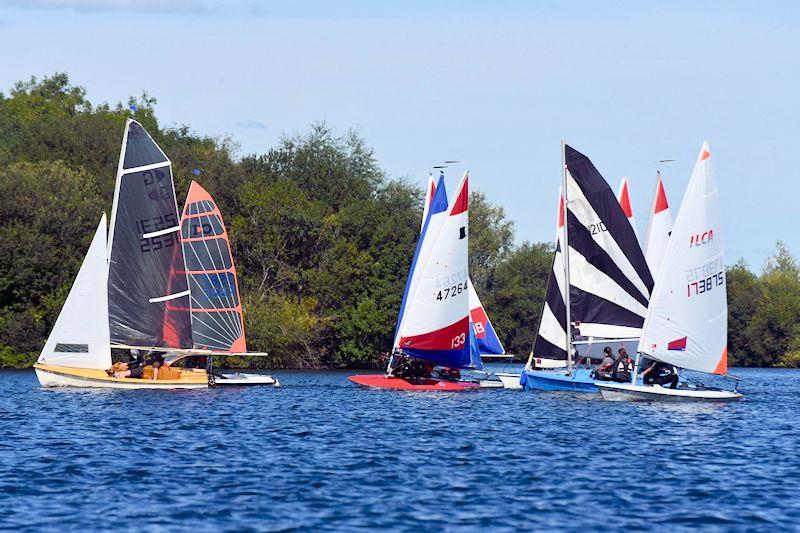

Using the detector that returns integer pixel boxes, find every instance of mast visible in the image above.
[561,140,573,375]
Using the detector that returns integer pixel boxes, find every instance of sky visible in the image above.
[0,0,797,270]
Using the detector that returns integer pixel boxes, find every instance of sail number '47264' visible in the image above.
[435,282,468,301]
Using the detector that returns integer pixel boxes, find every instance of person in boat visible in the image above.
[612,348,634,383]
[641,359,679,389]
[111,349,145,379]
[593,346,615,381]
[438,367,461,381]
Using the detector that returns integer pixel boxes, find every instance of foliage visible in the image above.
[0,74,797,369]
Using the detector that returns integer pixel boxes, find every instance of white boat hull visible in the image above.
[213,372,280,386]
[496,372,523,390]
[35,366,208,389]
[597,382,742,402]
[477,379,504,389]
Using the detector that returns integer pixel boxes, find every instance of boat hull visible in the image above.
[214,372,280,387]
[496,372,523,390]
[349,374,480,391]
[596,382,743,402]
[34,364,208,389]
[522,368,598,393]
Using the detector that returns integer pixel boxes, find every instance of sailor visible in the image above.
[641,359,679,389]
[594,346,615,381]
[612,348,634,383]
[113,349,144,379]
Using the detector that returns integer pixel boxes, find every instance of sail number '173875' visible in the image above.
[686,258,724,297]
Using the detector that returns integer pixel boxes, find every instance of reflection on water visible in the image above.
[0,366,798,530]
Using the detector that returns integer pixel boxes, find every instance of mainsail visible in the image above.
[637,142,727,375]
[37,215,111,370]
[418,173,504,358]
[643,171,674,280]
[564,144,653,339]
[531,145,654,363]
[396,173,472,368]
[617,177,639,240]
[107,119,192,349]
[180,181,246,352]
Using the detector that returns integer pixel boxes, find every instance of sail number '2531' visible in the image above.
[436,282,468,301]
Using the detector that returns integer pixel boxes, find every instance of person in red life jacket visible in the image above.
[641,359,679,389]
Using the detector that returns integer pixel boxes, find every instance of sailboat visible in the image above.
[173,180,279,386]
[597,143,742,401]
[349,172,481,390]
[421,173,509,388]
[35,120,209,388]
[642,171,674,280]
[522,143,654,392]
[617,177,639,240]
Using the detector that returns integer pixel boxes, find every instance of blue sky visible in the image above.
[0,0,797,269]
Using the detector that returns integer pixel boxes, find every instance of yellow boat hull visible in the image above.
[34,364,208,389]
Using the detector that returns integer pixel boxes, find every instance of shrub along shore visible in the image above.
[0,74,797,370]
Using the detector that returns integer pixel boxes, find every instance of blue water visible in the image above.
[1,366,798,531]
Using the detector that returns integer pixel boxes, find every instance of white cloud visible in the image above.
[1,0,208,13]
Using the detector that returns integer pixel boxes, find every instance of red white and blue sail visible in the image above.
[395,173,472,368]
[180,181,246,352]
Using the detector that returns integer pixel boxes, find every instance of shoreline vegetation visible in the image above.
[1,74,798,370]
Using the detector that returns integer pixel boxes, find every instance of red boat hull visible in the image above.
[348,374,479,391]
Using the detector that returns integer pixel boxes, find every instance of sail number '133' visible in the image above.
[436,282,468,301]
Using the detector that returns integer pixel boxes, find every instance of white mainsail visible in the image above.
[643,171,674,280]
[37,215,111,370]
[617,177,639,241]
[637,142,728,375]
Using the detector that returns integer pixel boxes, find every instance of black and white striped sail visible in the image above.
[107,120,193,349]
[564,144,653,339]
[532,145,654,361]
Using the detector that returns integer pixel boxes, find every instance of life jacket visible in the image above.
[613,358,633,381]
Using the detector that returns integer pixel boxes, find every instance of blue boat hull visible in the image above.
[522,368,598,393]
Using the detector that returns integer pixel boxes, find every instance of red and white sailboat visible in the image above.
[643,171,674,281]
[617,177,639,241]
[597,142,742,401]
[350,172,480,390]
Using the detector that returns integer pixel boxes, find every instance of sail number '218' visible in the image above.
[436,282,468,301]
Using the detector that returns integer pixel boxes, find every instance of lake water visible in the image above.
[0,366,798,531]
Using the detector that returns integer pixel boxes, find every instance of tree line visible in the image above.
[0,74,796,369]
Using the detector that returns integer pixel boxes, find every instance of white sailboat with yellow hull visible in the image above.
[597,142,742,401]
[35,119,210,388]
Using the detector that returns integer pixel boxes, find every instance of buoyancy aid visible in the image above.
[613,358,634,382]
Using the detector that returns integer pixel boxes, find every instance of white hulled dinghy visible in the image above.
[35,120,208,388]
[597,143,742,401]
[522,144,654,392]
